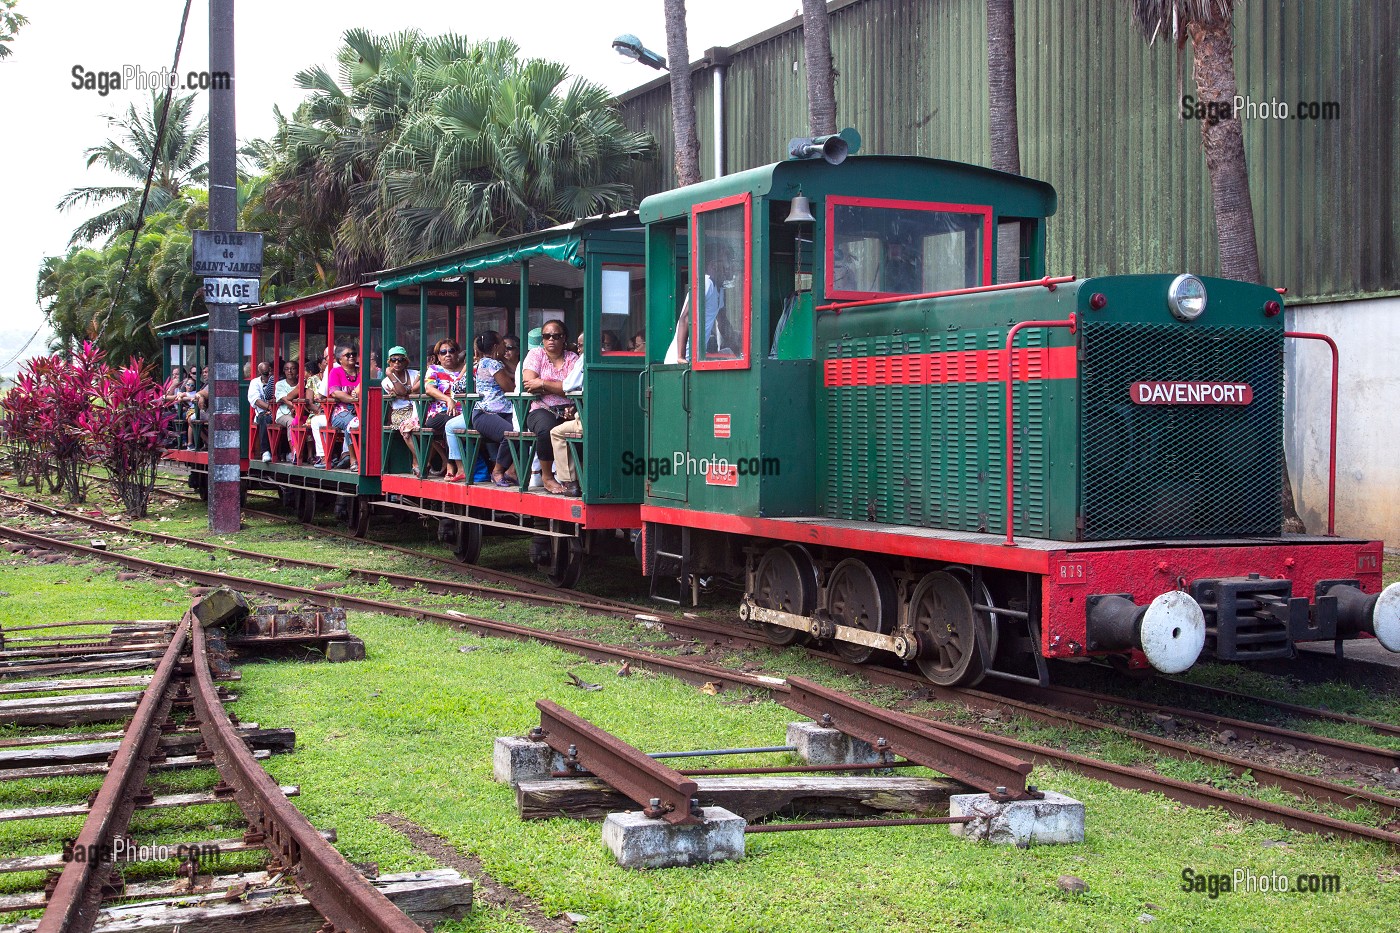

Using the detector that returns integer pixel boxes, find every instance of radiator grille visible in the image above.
[1079,322,1284,540]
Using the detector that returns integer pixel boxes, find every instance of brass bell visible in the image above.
[784,194,815,225]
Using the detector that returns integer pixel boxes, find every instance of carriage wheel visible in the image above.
[909,570,987,686]
[538,536,584,588]
[453,521,483,564]
[824,558,896,664]
[751,546,815,646]
[296,489,317,524]
[349,495,371,538]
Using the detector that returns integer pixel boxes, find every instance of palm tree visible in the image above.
[801,0,837,136]
[987,0,1020,175]
[1128,0,1259,283]
[57,91,208,246]
[255,30,652,278]
[662,0,701,186]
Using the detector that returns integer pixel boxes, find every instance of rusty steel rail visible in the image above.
[535,700,701,825]
[36,617,190,933]
[746,816,974,833]
[0,491,638,619]
[0,524,773,695]
[994,680,1400,772]
[1158,676,1400,740]
[781,677,1037,799]
[884,704,1400,848]
[188,617,422,933]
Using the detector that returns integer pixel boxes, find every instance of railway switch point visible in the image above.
[493,736,567,786]
[602,806,746,869]
[786,722,882,766]
[325,636,366,663]
[949,790,1084,846]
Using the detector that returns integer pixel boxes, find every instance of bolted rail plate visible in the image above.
[535,700,700,825]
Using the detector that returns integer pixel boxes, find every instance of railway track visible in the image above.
[4,515,1400,852]
[0,606,469,930]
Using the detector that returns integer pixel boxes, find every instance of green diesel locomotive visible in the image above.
[632,140,1396,686]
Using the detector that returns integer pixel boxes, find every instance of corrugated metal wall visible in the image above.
[616,0,1398,304]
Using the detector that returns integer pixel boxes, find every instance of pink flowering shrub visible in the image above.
[85,359,173,517]
[1,343,172,514]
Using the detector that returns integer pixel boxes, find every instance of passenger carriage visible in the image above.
[372,215,649,585]
[243,284,384,532]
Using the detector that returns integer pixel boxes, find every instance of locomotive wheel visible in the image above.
[193,474,208,502]
[752,546,815,646]
[453,521,482,564]
[824,558,895,664]
[348,495,371,538]
[296,489,317,524]
[910,570,987,686]
[537,535,584,588]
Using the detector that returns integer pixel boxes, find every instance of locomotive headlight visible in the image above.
[1167,274,1208,321]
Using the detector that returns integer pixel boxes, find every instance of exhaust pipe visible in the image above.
[1087,591,1206,674]
[1324,581,1400,652]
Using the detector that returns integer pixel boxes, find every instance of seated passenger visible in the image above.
[424,339,469,477]
[380,346,423,477]
[274,360,301,463]
[248,361,274,462]
[325,345,361,471]
[549,331,585,497]
[457,331,516,486]
[306,348,331,467]
[186,365,210,450]
[523,323,578,495]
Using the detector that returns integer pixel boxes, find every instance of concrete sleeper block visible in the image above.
[949,790,1085,846]
[602,807,745,869]
[786,722,881,765]
[493,737,566,786]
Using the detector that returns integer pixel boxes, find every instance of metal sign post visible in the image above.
[206,0,241,533]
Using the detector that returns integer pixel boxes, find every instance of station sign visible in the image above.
[203,277,260,305]
[193,230,264,277]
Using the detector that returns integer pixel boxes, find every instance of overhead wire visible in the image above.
[97,0,196,335]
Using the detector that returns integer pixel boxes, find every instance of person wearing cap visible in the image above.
[380,346,423,478]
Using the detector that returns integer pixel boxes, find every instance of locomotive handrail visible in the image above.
[1003,314,1078,547]
[1284,331,1338,536]
[816,275,1075,313]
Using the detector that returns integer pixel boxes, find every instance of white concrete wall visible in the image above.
[1285,296,1400,542]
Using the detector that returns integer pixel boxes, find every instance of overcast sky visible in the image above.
[0,0,801,352]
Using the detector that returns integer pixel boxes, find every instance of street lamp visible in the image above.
[612,34,667,70]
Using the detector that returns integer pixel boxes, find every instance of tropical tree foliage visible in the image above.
[254,30,653,280]
[57,91,209,246]
[0,0,27,60]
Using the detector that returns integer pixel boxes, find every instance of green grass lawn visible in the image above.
[2,556,1397,932]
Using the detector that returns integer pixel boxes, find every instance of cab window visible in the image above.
[691,192,751,370]
[826,196,992,300]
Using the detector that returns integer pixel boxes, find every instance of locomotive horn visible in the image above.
[1324,581,1400,652]
[787,134,848,165]
[1086,591,1206,674]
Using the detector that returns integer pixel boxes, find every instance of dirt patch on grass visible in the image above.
[375,813,576,933]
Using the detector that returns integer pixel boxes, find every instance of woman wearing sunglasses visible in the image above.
[424,339,470,479]
[522,322,579,494]
[380,347,423,477]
